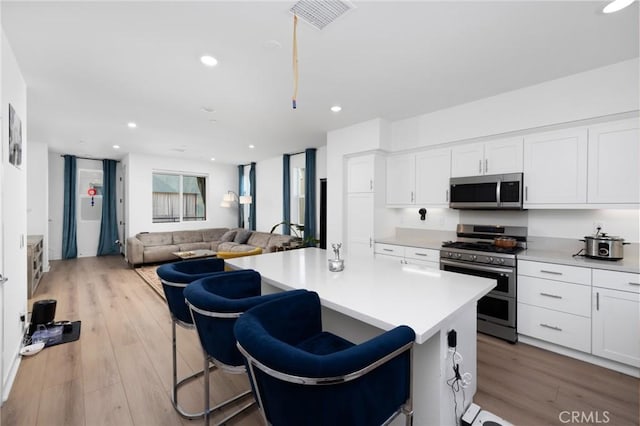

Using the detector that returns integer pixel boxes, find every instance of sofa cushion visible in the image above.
[144,245,180,263]
[220,230,237,242]
[137,232,173,247]
[268,234,298,251]
[234,229,252,244]
[247,232,271,249]
[202,228,229,242]
[173,230,203,244]
[217,241,240,252]
[179,242,211,251]
[223,243,256,252]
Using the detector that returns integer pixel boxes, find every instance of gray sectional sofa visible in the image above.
[126,227,298,267]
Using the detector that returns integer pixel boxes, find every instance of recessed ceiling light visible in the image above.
[201,107,215,113]
[127,122,137,128]
[113,145,120,149]
[200,55,218,67]
[603,0,634,13]
[331,105,342,112]
[210,157,216,161]
[249,144,255,149]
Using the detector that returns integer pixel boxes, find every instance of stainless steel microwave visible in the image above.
[449,173,524,210]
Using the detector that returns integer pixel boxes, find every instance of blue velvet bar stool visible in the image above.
[235,290,416,426]
[184,269,307,426]
[156,257,226,419]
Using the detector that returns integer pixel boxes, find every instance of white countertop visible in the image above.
[226,248,496,344]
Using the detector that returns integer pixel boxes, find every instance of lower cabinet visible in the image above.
[518,260,640,369]
[374,243,439,268]
[592,270,640,367]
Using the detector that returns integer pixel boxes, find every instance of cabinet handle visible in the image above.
[369,238,372,248]
[525,186,528,201]
[540,323,562,331]
[446,189,449,202]
[383,248,393,252]
[478,160,482,174]
[411,191,414,202]
[370,180,373,191]
[629,282,640,286]
[540,270,562,275]
[414,253,428,257]
[485,158,488,173]
[540,292,562,299]
[596,292,599,310]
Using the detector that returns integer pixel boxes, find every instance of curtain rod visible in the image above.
[59,155,120,162]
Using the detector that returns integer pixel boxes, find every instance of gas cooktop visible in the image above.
[441,241,524,255]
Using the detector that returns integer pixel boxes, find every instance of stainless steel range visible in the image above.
[440,224,528,343]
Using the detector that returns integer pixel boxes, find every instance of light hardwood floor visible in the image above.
[2,256,638,426]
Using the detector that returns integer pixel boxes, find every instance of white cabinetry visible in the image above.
[386,154,415,205]
[523,127,588,206]
[587,118,640,205]
[386,148,451,206]
[375,243,439,268]
[592,269,640,367]
[518,260,591,353]
[347,153,386,258]
[347,154,376,193]
[451,137,522,178]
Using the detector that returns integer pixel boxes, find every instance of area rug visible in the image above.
[134,265,166,300]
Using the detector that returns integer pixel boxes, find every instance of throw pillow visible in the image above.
[220,230,237,242]
[234,229,252,244]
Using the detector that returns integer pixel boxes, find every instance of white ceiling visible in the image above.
[3,1,639,165]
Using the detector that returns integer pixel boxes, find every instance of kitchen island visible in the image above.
[226,248,496,425]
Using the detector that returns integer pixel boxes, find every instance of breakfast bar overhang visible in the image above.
[227,248,496,425]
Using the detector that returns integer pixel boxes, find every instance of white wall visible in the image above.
[1,28,28,401]
[125,153,238,238]
[48,152,63,260]
[26,141,49,270]
[391,58,639,150]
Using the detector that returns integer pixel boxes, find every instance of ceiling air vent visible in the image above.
[290,0,355,30]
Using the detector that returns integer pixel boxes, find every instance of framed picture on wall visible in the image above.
[8,103,23,168]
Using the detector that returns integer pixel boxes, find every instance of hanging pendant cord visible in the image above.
[292,14,299,109]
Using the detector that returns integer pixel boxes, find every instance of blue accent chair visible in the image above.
[234,290,416,426]
[156,257,225,419]
[184,269,307,426]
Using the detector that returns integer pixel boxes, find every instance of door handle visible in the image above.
[540,292,562,299]
[540,323,562,331]
[0,274,8,285]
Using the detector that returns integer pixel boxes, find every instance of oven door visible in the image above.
[440,259,515,297]
[476,292,516,327]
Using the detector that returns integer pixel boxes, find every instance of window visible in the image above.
[153,173,206,223]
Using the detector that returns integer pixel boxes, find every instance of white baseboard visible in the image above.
[518,335,640,378]
[2,348,22,403]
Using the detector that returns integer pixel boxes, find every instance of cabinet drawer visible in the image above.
[374,243,403,257]
[518,276,591,317]
[518,303,590,352]
[404,247,440,262]
[592,269,640,294]
[518,260,591,285]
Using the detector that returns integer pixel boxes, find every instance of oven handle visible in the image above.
[440,259,513,275]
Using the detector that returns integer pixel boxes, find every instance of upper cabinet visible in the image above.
[347,154,376,193]
[523,127,588,206]
[451,137,523,177]
[386,148,451,206]
[587,118,639,205]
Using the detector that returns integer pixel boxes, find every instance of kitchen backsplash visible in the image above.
[396,208,640,243]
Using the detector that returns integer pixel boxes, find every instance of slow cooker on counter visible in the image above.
[581,229,628,260]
